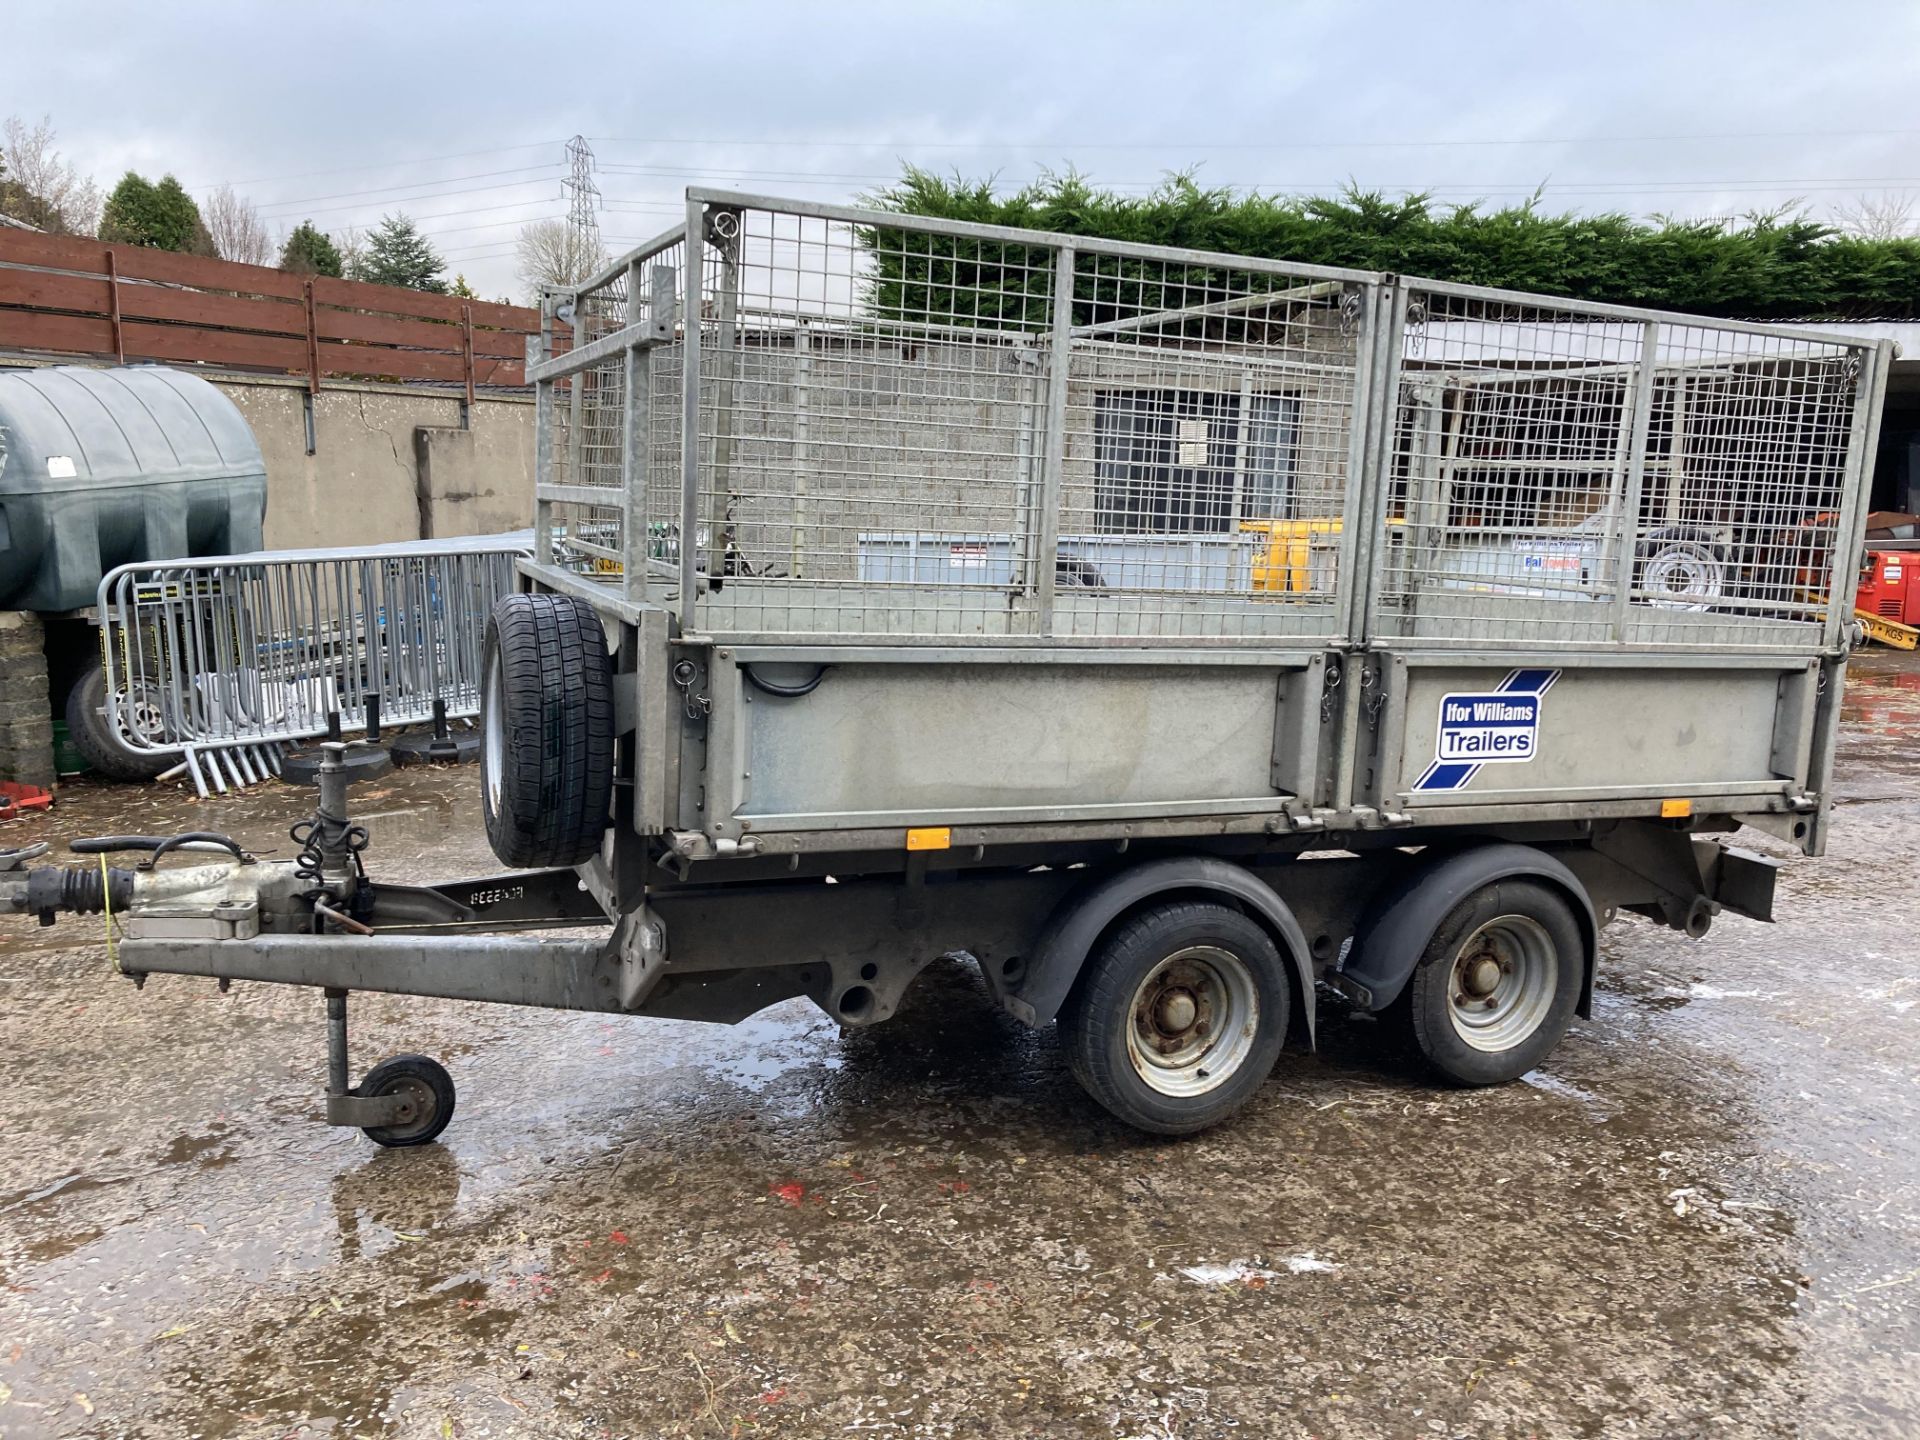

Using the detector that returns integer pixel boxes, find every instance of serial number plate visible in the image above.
[465,885,525,908]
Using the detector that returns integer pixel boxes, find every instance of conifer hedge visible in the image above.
[865,169,1920,320]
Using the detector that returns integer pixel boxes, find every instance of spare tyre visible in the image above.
[481,592,615,868]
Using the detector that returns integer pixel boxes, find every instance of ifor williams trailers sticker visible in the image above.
[1414,668,1560,793]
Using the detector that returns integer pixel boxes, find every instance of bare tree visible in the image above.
[1831,191,1918,241]
[202,185,273,265]
[516,218,606,294]
[1,114,101,234]
[336,223,369,280]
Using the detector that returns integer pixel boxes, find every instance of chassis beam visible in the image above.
[118,934,626,1012]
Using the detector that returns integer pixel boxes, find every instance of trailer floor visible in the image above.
[3,657,1919,1440]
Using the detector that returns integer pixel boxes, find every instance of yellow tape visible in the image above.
[100,853,119,973]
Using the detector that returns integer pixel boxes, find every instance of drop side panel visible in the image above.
[703,655,1323,834]
[1372,655,1813,814]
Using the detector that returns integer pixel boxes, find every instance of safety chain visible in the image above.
[1405,298,1429,355]
[1339,288,1363,337]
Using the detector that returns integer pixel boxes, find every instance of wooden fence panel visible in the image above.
[315,306,527,359]
[0,309,116,356]
[309,274,529,331]
[0,228,546,392]
[120,320,310,373]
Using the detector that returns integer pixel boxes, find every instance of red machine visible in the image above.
[1857,546,1920,626]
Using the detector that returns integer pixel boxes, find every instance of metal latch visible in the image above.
[1361,664,1387,730]
[1320,656,1344,726]
[671,658,711,719]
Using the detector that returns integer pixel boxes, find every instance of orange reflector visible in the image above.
[1661,798,1693,819]
[906,826,952,851]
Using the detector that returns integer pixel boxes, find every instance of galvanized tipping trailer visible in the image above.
[1,190,1893,1143]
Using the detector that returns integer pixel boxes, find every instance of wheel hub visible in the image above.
[371,1076,435,1137]
[1156,987,1198,1034]
[1125,947,1259,1098]
[1446,916,1559,1053]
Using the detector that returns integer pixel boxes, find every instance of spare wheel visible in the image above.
[481,592,615,868]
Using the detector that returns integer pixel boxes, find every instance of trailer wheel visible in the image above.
[1060,900,1289,1135]
[481,593,614,868]
[64,661,174,782]
[1402,880,1582,1086]
[356,1054,456,1148]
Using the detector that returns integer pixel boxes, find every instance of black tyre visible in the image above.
[357,1054,456,1148]
[1060,900,1290,1136]
[64,661,174,782]
[481,592,615,868]
[1403,880,1582,1086]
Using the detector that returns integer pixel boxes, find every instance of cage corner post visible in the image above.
[1821,337,1895,653]
[619,256,648,608]
[701,208,743,599]
[677,196,707,632]
[1033,242,1078,637]
[1608,319,1662,643]
[532,299,556,568]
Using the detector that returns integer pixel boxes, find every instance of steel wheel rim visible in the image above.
[482,652,505,814]
[1446,915,1558,1053]
[1642,541,1722,610]
[373,1076,435,1138]
[1125,945,1259,1098]
[121,681,171,745]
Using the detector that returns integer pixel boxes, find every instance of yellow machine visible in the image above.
[1798,587,1920,650]
[1242,518,1345,594]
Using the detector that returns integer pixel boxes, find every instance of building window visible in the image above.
[1094,388,1299,533]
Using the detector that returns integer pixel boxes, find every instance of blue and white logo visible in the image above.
[1437,692,1539,763]
[1415,668,1559,792]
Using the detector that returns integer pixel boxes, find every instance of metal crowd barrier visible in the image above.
[98,533,531,791]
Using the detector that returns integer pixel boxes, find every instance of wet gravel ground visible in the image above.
[3,657,1920,1440]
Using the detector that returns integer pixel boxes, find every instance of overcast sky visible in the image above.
[7,0,1920,299]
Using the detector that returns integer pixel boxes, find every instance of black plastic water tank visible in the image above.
[0,364,267,612]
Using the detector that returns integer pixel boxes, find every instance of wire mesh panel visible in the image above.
[686,203,1061,638]
[677,196,1379,642]
[1053,253,1368,640]
[1374,284,1873,651]
[539,231,690,595]
[527,191,1881,654]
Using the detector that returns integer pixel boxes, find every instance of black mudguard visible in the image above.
[1002,855,1317,1049]
[1336,843,1600,1018]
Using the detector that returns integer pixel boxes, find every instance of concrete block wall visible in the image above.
[216,377,535,550]
[414,414,536,539]
[0,611,52,786]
